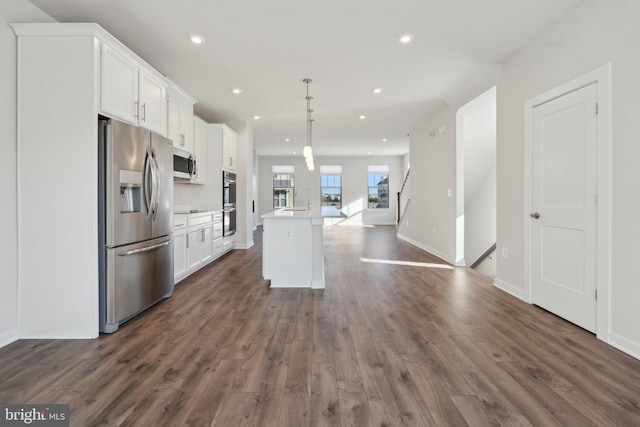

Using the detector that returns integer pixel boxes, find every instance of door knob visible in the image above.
[530,212,540,219]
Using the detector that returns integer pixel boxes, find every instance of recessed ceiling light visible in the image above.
[368,151,372,155]
[253,115,260,120]
[285,138,291,142]
[359,115,366,119]
[399,34,413,44]
[190,35,205,44]
[382,138,388,142]
[372,88,383,94]
[292,151,297,155]
[232,88,242,94]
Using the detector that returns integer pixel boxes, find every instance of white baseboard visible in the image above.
[397,233,455,265]
[493,278,526,301]
[609,331,640,361]
[0,328,19,349]
[235,240,255,250]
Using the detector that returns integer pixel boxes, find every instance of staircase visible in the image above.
[397,169,410,225]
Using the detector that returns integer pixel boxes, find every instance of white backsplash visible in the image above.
[173,183,192,212]
[173,181,221,212]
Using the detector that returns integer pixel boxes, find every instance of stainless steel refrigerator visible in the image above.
[98,117,174,333]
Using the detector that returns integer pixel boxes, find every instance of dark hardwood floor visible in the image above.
[1,225,639,426]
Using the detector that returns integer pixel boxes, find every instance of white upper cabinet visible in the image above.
[138,70,167,135]
[101,45,138,124]
[222,126,237,171]
[167,84,196,154]
[209,124,238,172]
[193,116,208,184]
[100,44,167,135]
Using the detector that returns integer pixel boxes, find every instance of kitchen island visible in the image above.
[262,207,340,288]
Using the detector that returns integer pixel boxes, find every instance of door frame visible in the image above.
[523,64,611,341]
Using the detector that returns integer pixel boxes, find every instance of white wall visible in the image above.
[397,104,459,264]
[0,0,54,347]
[234,123,255,249]
[464,165,497,266]
[257,155,403,226]
[496,0,640,357]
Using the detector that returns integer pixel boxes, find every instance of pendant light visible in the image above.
[303,78,314,171]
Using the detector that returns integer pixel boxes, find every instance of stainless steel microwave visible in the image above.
[173,147,196,180]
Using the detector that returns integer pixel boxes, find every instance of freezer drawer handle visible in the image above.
[118,241,170,256]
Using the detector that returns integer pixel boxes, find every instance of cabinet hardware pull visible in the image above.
[142,103,147,122]
[134,101,139,119]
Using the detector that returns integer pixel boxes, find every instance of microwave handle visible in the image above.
[190,156,196,178]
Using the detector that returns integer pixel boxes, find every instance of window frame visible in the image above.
[367,165,390,210]
[272,165,295,209]
[320,165,343,209]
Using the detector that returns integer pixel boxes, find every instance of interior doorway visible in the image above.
[456,87,497,275]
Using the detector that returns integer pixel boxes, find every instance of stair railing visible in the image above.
[397,169,410,224]
[469,243,497,269]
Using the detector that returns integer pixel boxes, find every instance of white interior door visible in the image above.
[531,83,597,333]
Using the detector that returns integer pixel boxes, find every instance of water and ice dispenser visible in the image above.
[119,170,143,213]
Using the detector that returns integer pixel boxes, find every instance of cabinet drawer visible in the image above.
[213,222,223,239]
[213,237,223,253]
[173,215,188,231]
[212,212,223,223]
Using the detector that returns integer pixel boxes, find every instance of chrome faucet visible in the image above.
[294,186,310,210]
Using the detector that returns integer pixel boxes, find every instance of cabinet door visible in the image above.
[193,119,207,184]
[187,228,202,272]
[167,96,181,148]
[180,105,194,154]
[101,44,138,125]
[139,70,167,136]
[174,230,188,284]
[222,127,237,170]
[201,224,214,264]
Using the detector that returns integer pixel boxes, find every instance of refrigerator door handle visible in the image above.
[150,147,160,220]
[143,147,153,220]
[118,240,170,256]
[154,151,160,220]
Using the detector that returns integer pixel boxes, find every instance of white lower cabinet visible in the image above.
[173,222,189,284]
[174,211,231,285]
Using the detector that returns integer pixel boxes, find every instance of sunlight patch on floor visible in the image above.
[360,258,453,269]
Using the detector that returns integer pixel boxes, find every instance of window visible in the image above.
[367,165,389,209]
[320,165,342,208]
[272,165,295,208]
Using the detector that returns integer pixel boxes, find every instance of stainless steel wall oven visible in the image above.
[223,171,237,236]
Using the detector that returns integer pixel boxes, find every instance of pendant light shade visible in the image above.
[303,78,314,170]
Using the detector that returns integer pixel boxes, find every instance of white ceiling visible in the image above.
[26,0,584,156]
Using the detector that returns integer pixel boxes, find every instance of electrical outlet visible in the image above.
[447,189,453,197]
[285,229,293,239]
[406,219,410,227]
[501,247,508,258]
[432,227,436,235]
